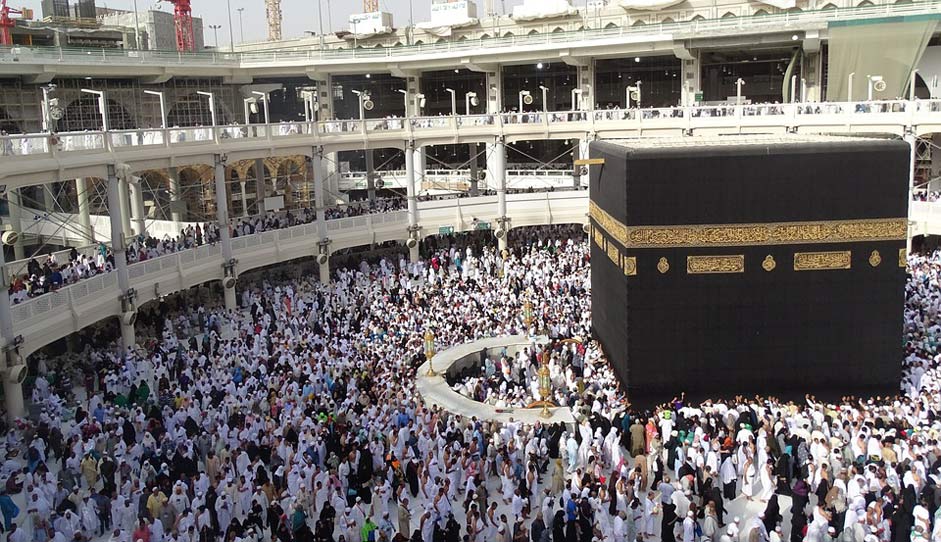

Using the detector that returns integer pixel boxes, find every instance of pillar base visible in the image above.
[319,261,330,284]
[409,245,420,264]
[3,379,24,421]
[120,322,136,351]
[224,285,237,310]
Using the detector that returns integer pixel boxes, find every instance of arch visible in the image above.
[630,20,645,26]
[894,0,913,4]
[393,41,403,47]
[786,7,803,12]
[167,93,230,127]
[457,35,468,41]
[275,158,306,208]
[373,43,383,48]
[661,17,675,23]
[503,31,515,37]
[527,29,539,35]
[137,170,173,221]
[690,14,706,20]
[821,3,838,9]
[176,165,214,218]
[59,96,136,132]
[479,33,490,39]
[856,0,874,6]
[414,40,424,45]
[436,38,447,43]
[753,9,770,15]
[552,26,565,33]
[609,21,623,28]
[721,11,737,18]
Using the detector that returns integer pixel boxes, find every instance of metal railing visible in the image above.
[1,0,938,65]
[2,99,940,160]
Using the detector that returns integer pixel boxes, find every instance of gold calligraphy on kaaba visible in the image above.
[793,251,852,271]
[607,243,621,266]
[589,201,906,249]
[623,257,637,276]
[686,255,745,274]
[899,248,907,268]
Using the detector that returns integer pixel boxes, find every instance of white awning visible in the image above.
[511,0,578,21]
[416,18,479,38]
[617,0,685,11]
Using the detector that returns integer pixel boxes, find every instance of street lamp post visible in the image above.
[209,24,222,48]
[237,8,245,44]
[867,75,885,101]
[79,88,108,132]
[424,329,437,376]
[227,0,235,51]
[143,90,167,128]
[465,92,478,115]
[910,69,919,101]
[351,90,369,121]
[132,0,142,49]
[518,90,531,114]
[445,88,457,116]
[196,91,217,126]
[251,91,270,124]
[396,89,409,117]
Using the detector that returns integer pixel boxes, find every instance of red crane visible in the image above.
[0,0,23,46]
[164,0,195,52]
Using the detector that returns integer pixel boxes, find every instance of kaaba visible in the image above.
[589,136,909,403]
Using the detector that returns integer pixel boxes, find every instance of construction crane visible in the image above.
[160,0,195,52]
[0,0,24,46]
[265,0,282,41]
[364,0,378,13]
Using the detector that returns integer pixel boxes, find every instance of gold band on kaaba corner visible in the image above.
[589,201,906,249]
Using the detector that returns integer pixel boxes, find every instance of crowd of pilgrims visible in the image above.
[7,198,407,304]
[0,227,940,542]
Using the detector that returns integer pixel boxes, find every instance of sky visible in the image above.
[16,0,533,46]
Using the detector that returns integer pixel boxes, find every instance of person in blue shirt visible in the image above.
[0,491,19,531]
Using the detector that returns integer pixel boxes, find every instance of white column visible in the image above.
[324,152,340,200]
[118,178,132,239]
[906,133,917,253]
[365,150,377,203]
[0,236,25,420]
[214,155,237,310]
[681,56,701,107]
[405,141,420,263]
[413,146,426,195]
[492,137,508,251]
[240,181,249,217]
[168,167,183,227]
[578,62,596,110]
[107,166,135,351]
[578,138,591,188]
[76,178,95,244]
[312,147,331,283]
[128,178,147,236]
[7,189,25,261]
[254,158,267,214]
[486,69,502,114]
